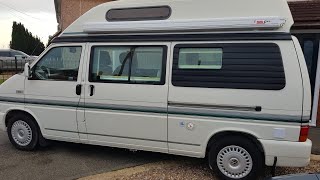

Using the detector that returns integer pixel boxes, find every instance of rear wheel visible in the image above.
[7,114,39,151]
[208,136,263,180]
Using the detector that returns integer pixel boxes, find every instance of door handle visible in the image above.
[89,85,95,96]
[76,84,82,95]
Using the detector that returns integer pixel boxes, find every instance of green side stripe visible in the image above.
[0,98,305,124]
[83,104,167,114]
[168,110,302,123]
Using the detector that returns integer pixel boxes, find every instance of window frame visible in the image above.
[88,45,168,85]
[30,45,83,82]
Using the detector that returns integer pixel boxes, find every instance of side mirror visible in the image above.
[24,63,31,78]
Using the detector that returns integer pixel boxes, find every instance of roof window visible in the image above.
[106,6,171,21]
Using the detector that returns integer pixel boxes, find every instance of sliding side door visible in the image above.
[83,42,170,153]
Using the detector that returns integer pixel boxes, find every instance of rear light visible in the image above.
[299,125,309,142]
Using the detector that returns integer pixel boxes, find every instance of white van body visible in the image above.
[0,0,312,179]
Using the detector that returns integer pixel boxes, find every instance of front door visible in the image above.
[24,44,85,140]
[83,43,170,152]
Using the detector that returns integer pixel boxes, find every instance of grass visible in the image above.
[0,73,12,84]
[0,79,6,84]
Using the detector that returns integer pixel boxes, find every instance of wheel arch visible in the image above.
[4,108,44,133]
[205,129,265,161]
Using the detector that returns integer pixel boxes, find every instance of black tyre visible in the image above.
[208,136,263,180]
[7,114,39,151]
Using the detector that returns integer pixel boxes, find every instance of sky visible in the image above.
[0,0,57,49]
[0,0,302,49]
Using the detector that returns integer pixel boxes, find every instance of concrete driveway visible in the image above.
[0,131,165,180]
[1,127,318,180]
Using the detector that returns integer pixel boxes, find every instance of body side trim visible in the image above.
[0,97,306,123]
[168,101,261,112]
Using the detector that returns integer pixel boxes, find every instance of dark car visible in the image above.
[268,174,320,180]
[0,49,30,59]
[0,49,35,72]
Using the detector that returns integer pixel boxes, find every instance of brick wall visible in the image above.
[60,0,113,31]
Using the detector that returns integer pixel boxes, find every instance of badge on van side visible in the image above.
[16,90,24,94]
[179,121,195,130]
[187,122,195,130]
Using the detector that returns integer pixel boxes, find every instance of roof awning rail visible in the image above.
[83,16,287,34]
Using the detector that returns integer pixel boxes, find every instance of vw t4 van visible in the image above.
[0,0,312,179]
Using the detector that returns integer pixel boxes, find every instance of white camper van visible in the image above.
[0,0,312,179]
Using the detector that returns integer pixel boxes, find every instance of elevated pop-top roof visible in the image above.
[60,0,294,37]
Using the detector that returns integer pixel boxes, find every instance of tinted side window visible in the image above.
[0,51,10,57]
[11,51,28,57]
[90,46,166,85]
[106,6,171,21]
[303,40,314,76]
[32,46,82,81]
[172,43,285,90]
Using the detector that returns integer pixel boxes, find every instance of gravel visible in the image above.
[90,157,320,180]
[274,160,320,176]
[81,155,320,180]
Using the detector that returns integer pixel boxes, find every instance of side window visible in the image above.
[91,47,131,81]
[172,43,285,90]
[90,46,166,85]
[178,48,222,69]
[0,51,10,57]
[32,46,82,81]
[130,47,164,83]
[11,51,27,57]
[303,40,314,76]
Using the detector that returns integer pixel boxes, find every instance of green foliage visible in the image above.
[9,21,45,56]
[47,35,54,47]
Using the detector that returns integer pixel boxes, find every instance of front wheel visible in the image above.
[208,136,264,180]
[7,114,39,151]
